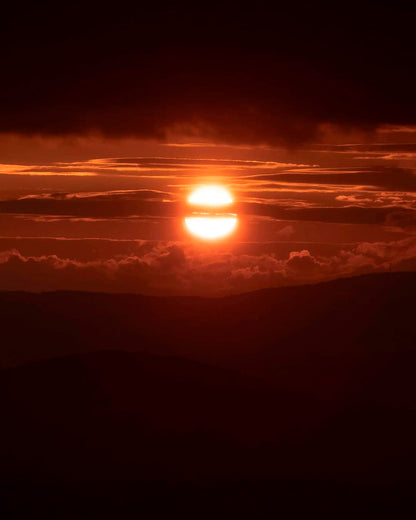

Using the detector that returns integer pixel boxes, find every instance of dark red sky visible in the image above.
[1,2,415,294]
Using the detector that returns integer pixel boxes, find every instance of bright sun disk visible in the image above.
[185,216,238,240]
[185,185,237,240]
[188,185,233,206]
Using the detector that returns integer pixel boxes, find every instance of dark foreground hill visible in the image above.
[1,272,416,518]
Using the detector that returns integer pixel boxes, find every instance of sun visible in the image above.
[185,185,238,240]
[185,216,238,239]
[188,185,233,206]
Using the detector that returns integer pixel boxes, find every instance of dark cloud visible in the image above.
[0,191,180,219]
[18,190,171,201]
[248,168,416,192]
[241,203,416,227]
[286,250,322,275]
[0,2,415,145]
[384,210,416,230]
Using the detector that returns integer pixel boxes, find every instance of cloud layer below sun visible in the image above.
[1,237,416,296]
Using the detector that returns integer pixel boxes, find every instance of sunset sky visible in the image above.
[1,2,415,295]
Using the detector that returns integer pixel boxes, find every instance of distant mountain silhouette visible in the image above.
[1,272,415,518]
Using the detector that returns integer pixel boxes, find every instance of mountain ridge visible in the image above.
[1,271,415,518]
[1,269,415,300]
